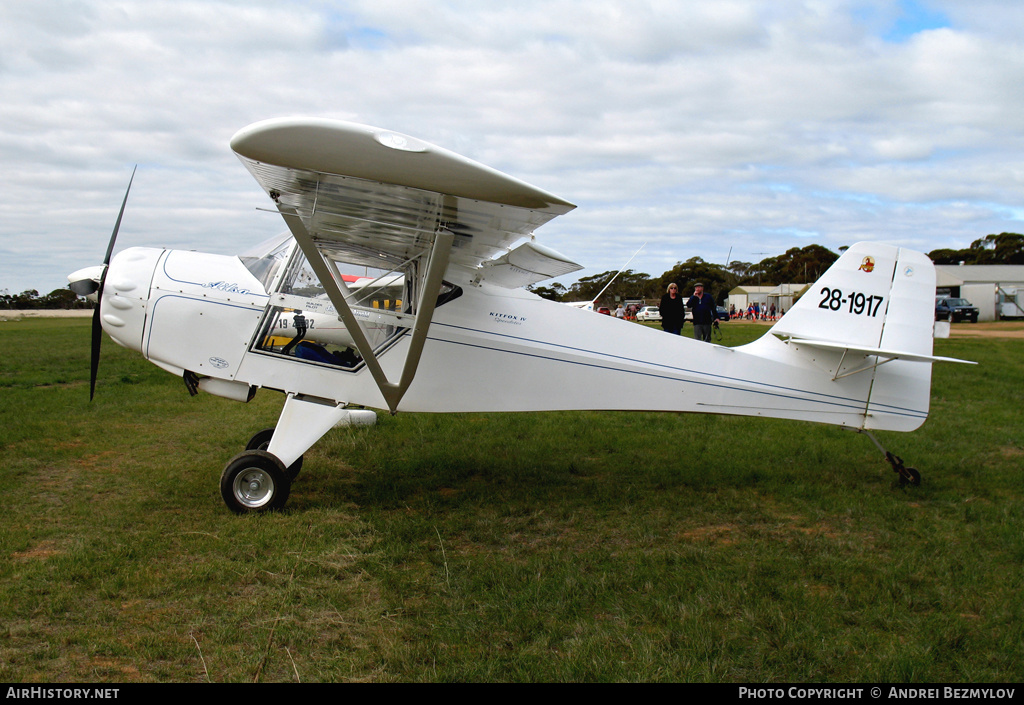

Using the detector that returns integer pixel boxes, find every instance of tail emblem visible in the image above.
[858,256,875,273]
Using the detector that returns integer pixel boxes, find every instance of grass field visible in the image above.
[1,318,1021,682]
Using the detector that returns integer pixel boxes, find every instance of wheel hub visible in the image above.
[233,469,275,508]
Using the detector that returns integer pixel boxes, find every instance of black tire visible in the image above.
[245,428,275,452]
[220,450,291,514]
[245,428,303,480]
[899,467,922,487]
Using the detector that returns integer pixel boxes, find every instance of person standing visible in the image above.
[659,283,685,335]
[687,283,718,342]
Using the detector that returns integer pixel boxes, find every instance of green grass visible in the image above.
[1,318,1022,682]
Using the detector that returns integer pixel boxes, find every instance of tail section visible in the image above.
[771,243,934,355]
[761,243,969,432]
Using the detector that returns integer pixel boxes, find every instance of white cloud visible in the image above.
[1,0,1023,297]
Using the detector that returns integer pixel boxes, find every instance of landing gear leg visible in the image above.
[857,429,921,486]
[246,428,303,480]
[219,395,377,514]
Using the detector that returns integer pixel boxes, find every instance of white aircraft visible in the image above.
[69,117,972,513]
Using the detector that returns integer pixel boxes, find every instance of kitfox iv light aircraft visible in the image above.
[69,118,972,514]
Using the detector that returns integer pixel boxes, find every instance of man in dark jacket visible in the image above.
[687,283,718,342]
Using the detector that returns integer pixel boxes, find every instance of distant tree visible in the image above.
[563,271,614,302]
[564,269,657,304]
[13,289,41,309]
[527,282,567,301]
[41,288,81,309]
[927,248,972,265]
[727,260,754,279]
[972,233,1024,264]
[657,257,732,305]
[0,286,95,309]
[604,269,658,302]
[929,233,1024,265]
[744,245,838,286]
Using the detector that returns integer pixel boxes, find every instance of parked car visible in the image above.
[636,305,661,322]
[682,306,728,322]
[596,306,611,315]
[935,297,979,323]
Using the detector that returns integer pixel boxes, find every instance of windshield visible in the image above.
[946,298,971,306]
[239,232,294,292]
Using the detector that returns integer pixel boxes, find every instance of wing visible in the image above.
[472,239,584,288]
[230,117,577,276]
[230,118,579,412]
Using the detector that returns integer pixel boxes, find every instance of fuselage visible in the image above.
[100,244,930,434]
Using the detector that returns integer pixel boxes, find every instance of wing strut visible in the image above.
[277,204,453,413]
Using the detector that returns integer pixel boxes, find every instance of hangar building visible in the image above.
[935,264,1024,321]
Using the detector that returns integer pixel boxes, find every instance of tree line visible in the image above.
[5,234,1022,309]
[529,243,841,306]
[926,233,1024,266]
[530,234,1024,306]
[0,288,94,310]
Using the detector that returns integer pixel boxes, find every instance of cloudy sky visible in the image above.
[3,0,1024,297]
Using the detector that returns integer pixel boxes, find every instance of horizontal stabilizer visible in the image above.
[778,336,975,365]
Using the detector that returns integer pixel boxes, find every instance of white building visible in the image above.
[728,284,808,318]
[766,283,809,316]
[935,264,1024,321]
[727,285,774,314]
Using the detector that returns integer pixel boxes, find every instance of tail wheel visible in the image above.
[245,428,303,480]
[220,450,291,514]
[884,450,922,488]
[899,467,922,487]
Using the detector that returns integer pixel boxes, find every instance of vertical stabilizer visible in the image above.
[772,243,913,349]
[765,243,939,432]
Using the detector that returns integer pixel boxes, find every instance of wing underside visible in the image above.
[239,159,570,273]
[231,117,579,412]
[232,117,577,278]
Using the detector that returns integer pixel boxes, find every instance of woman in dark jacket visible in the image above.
[659,283,686,335]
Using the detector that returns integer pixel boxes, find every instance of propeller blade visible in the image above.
[90,307,102,401]
[90,166,137,401]
[103,165,136,267]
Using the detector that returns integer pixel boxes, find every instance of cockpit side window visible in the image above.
[250,239,460,371]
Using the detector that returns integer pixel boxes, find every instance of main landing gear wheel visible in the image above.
[220,450,291,514]
[245,428,303,480]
